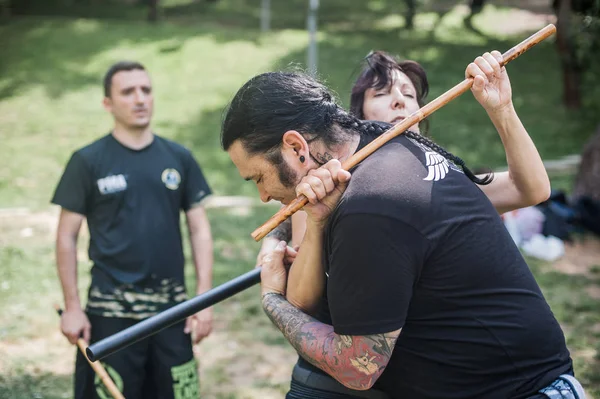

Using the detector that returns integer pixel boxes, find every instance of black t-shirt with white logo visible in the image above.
[298,132,572,398]
[51,134,211,319]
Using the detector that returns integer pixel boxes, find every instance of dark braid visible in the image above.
[332,113,494,185]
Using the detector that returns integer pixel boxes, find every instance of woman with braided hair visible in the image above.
[221,55,581,398]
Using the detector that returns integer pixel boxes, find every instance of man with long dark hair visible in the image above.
[221,59,585,397]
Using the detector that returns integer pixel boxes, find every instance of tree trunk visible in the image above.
[404,0,416,30]
[147,0,158,22]
[1,0,11,19]
[555,0,583,109]
[469,0,486,15]
[573,124,600,201]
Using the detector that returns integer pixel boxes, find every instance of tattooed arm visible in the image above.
[262,293,401,390]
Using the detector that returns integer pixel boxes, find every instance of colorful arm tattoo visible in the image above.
[262,293,401,390]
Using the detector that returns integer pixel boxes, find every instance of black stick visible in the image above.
[86,268,261,362]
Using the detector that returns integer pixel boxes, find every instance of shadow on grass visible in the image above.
[2,6,591,208]
[8,0,557,39]
[0,16,266,102]
[160,0,556,33]
[12,0,412,31]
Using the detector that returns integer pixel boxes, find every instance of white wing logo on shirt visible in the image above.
[423,151,450,182]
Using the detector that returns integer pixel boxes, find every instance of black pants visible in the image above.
[75,313,199,399]
[286,362,391,399]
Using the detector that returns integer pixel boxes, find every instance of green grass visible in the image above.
[1,1,599,398]
[526,255,600,393]
[0,205,294,399]
[1,2,597,209]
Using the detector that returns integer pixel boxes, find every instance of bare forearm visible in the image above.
[262,293,396,390]
[286,222,326,313]
[190,229,213,293]
[481,105,550,212]
[291,211,308,248]
[56,235,81,310]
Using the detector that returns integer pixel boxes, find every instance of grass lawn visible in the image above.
[0,0,599,398]
[1,1,597,210]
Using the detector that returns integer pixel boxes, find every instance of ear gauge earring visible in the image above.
[299,155,305,163]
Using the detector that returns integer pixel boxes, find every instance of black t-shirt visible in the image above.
[298,132,572,398]
[51,133,211,319]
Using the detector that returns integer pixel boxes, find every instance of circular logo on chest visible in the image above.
[161,168,181,190]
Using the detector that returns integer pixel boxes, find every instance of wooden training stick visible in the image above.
[54,304,126,399]
[251,23,557,242]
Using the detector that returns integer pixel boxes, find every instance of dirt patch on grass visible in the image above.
[484,6,556,36]
[0,331,74,376]
[0,207,60,244]
[194,319,296,397]
[2,206,598,398]
[552,236,600,277]
[0,313,297,398]
[418,0,556,36]
[587,285,600,300]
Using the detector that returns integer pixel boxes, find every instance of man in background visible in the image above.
[51,61,214,399]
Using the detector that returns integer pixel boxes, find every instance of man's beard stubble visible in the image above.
[268,150,299,189]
